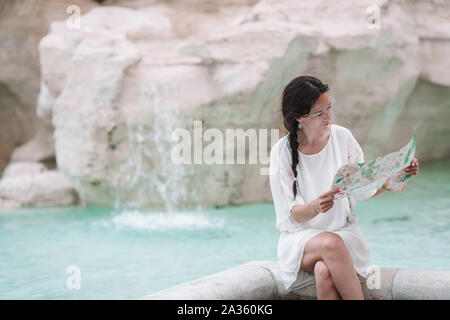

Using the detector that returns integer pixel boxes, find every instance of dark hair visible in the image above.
[281,75,329,198]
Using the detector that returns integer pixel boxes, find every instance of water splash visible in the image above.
[109,210,225,232]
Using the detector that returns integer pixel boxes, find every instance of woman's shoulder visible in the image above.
[270,134,290,153]
[332,124,353,141]
[270,134,292,164]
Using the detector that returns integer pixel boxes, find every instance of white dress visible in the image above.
[269,124,377,291]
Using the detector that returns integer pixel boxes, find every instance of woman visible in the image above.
[269,75,419,300]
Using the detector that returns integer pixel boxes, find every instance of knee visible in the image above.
[320,233,346,258]
[314,260,331,282]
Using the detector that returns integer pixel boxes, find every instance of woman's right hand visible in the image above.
[311,188,341,214]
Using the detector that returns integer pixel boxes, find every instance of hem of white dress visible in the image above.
[280,229,326,291]
[279,223,372,292]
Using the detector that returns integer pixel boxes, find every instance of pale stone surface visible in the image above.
[3,161,48,178]
[140,261,277,300]
[10,122,56,166]
[361,267,398,300]
[0,0,99,170]
[0,170,79,208]
[420,40,450,86]
[140,260,450,300]
[392,269,450,300]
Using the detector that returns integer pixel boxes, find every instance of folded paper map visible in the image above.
[332,133,416,200]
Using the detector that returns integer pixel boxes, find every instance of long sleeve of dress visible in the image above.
[347,131,377,201]
[269,140,307,232]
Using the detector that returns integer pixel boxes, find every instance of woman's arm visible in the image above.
[291,189,341,222]
[290,202,318,223]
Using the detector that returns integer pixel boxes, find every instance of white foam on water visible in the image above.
[110,210,225,232]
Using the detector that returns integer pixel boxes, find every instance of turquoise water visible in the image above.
[0,161,449,299]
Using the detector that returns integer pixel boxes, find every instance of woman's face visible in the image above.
[296,93,332,134]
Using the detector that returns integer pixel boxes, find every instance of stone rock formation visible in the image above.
[0,162,79,208]
[1,0,449,209]
[0,0,99,171]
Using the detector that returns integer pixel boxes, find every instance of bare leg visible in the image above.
[301,232,364,300]
[314,260,341,300]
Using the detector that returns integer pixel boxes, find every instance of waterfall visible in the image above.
[112,82,198,213]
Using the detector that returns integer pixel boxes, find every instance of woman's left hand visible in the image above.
[404,158,419,176]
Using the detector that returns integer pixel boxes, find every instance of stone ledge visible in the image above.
[140,261,450,300]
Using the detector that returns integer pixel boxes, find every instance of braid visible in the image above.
[281,75,329,200]
[288,127,300,199]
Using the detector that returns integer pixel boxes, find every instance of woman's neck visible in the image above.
[298,127,330,148]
